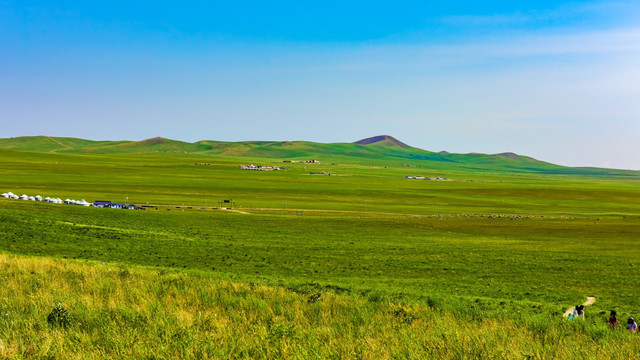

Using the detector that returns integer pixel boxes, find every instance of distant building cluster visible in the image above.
[405,176,450,181]
[282,160,320,164]
[239,164,284,171]
[2,191,139,209]
[93,200,139,209]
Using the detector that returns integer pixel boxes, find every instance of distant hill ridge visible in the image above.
[354,135,409,148]
[0,135,636,176]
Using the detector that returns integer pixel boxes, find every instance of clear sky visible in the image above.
[1,1,639,169]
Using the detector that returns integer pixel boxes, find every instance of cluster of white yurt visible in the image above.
[1,192,19,199]
[2,191,82,205]
[64,199,91,206]
[2,192,133,209]
[3,192,47,201]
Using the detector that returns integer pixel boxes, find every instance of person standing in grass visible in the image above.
[627,317,637,332]
[568,305,580,320]
[609,311,618,329]
[569,305,585,320]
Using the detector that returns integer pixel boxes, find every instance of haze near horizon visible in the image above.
[1,1,639,169]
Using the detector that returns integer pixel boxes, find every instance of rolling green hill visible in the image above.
[0,135,636,177]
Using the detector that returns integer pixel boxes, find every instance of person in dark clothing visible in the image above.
[609,311,618,329]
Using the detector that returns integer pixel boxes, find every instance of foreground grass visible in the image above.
[2,199,640,320]
[1,253,639,359]
[3,200,640,316]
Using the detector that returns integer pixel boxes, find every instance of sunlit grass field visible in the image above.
[2,253,640,359]
[1,147,639,358]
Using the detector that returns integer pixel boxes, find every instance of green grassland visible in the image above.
[2,253,640,359]
[1,137,639,358]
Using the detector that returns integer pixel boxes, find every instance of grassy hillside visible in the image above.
[3,135,635,176]
[2,253,639,359]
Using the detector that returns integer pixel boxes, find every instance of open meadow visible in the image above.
[1,144,640,358]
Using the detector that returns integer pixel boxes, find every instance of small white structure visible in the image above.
[1,193,7,198]
[20,194,29,200]
[240,164,281,171]
[35,195,42,201]
[28,196,36,201]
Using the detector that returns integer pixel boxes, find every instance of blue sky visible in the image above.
[1,1,639,169]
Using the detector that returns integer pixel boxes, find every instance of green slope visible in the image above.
[0,135,635,177]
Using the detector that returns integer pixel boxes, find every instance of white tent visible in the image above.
[20,194,29,200]
[35,195,42,201]
[28,196,35,201]
[1,193,7,198]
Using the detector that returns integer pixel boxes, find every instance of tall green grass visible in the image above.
[1,200,639,321]
[1,253,639,359]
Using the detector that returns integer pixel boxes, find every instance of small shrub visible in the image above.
[308,292,321,303]
[368,291,383,302]
[118,267,131,278]
[47,303,71,329]
[426,296,440,309]
[393,306,417,324]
